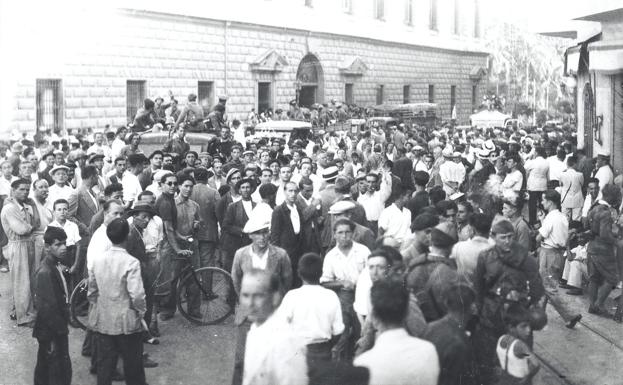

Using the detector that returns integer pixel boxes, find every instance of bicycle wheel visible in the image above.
[177,267,236,325]
[69,278,89,330]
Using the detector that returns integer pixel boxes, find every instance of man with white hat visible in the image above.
[593,151,613,194]
[319,166,341,254]
[46,165,74,211]
[231,214,293,385]
[438,149,465,196]
[328,200,375,250]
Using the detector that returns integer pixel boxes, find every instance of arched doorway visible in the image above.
[583,83,595,157]
[296,54,324,107]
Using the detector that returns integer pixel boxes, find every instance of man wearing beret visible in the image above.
[405,222,459,322]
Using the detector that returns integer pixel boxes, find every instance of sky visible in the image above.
[481,0,623,32]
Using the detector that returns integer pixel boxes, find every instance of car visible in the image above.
[138,130,216,155]
[246,120,313,145]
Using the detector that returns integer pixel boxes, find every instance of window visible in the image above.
[405,0,413,25]
[429,0,438,31]
[258,82,272,114]
[36,79,63,132]
[342,0,353,13]
[198,81,214,116]
[345,83,354,105]
[403,85,411,104]
[450,85,457,117]
[428,85,435,103]
[454,0,460,34]
[305,0,313,7]
[472,85,478,112]
[126,80,146,123]
[376,85,384,105]
[474,0,481,37]
[373,0,384,20]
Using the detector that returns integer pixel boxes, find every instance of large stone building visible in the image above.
[1,0,488,133]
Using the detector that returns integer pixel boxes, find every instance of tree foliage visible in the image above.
[484,22,570,118]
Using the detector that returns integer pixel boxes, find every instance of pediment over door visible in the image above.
[339,57,368,76]
[249,49,288,73]
[469,65,487,81]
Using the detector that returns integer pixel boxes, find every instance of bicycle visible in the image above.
[69,253,236,330]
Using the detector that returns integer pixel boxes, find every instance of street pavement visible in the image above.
[0,273,236,385]
[1,271,622,384]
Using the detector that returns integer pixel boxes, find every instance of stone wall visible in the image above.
[8,9,488,132]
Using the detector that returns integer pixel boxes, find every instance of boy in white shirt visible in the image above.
[48,199,82,289]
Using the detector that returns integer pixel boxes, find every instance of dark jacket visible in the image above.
[221,200,255,255]
[271,202,303,259]
[392,156,415,190]
[295,195,322,254]
[191,183,221,242]
[68,186,98,237]
[33,257,69,340]
[474,243,544,332]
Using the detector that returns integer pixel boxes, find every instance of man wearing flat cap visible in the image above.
[328,200,375,250]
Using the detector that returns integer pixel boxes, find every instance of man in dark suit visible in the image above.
[271,181,303,287]
[68,165,100,278]
[383,159,403,206]
[191,167,221,268]
[221,178,256,272]
[295,177,322,255]
[392,148,415,191]
[33,226,72,385]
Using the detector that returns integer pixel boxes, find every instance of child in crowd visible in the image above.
[48,199,81,290]
[495,303,540,385]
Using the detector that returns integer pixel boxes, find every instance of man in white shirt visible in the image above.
[279,253,343,385]
[593,152,613,194]
[536,190,581,329]
[46,165,74,211]
[122,154,146,208]
[240,270,307,385]
[378,188,412,246]
[547,148,566,187]
[439,151,465,196]
[354,278,439,385]
[354,251,390,326]
[110,126,127,160]
[291,161,321,196]
[274,165,292,206]
[320,218,370,361]
[357,172,391,232]
[581,178,600,226]
[87,132,112,161]
[450,213,493,286]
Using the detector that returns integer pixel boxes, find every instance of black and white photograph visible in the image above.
[0,0,623,384]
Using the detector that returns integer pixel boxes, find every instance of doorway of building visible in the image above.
[296,54,324,107]
[299,86,317,107]
[258,82,271,114]
[583,83,595,158]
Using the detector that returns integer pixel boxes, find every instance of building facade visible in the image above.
[565,7,623,174]
[1,0,488,133]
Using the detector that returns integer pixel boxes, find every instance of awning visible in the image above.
[588,40,623,74]
[565,46,581,75]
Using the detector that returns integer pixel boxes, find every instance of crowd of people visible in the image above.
[3,93,623,385]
